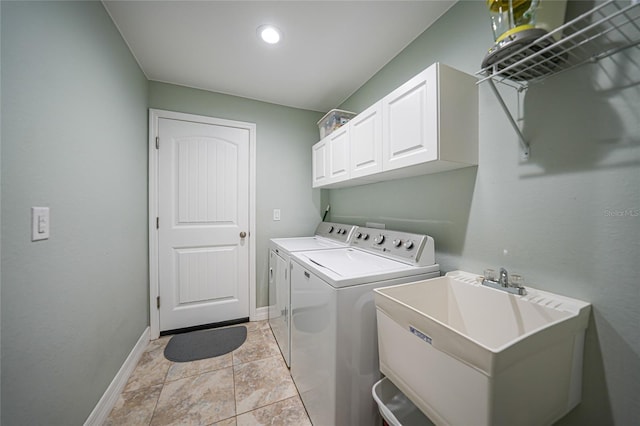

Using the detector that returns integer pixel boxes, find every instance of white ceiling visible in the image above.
[103,1,456,112]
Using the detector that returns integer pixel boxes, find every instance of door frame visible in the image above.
[148,109,257,339]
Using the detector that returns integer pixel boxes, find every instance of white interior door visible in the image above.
[157,117,250,332]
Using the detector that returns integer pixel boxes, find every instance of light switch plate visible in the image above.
[273,209,281,221]
[31,207,50,241]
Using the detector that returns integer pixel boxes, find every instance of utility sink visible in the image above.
[374,271,591,426]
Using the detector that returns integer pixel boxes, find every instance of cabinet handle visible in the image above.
[304,271,310,278]
[269,267,273,278]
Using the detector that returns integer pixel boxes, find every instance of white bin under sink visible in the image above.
[374,271,591,426]
[372,377,434,426]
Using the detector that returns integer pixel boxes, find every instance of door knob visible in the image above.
[240,231,247,238]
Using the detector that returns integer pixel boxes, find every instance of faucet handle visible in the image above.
[483,269,497,281]
[510,274,524,287]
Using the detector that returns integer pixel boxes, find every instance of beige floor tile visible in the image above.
[211,417,237,426]
[149,335,172,349]
[242,320,270,333]
[165,352,233,382]
[236,396,310,426]
[110,321,310,426]
[234,356,297,414]
[232,329,281,366]
[150,367,235,426]
[104,384,162,426]
[124,337,172,392]
[218,321,267,334]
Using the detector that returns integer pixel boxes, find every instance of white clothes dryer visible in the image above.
[290,227,440,426]
[268,222,357,367]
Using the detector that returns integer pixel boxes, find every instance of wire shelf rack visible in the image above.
[477,0,640,89]
[475,0,640,159]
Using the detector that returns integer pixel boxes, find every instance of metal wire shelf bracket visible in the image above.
[476,0,640,159]
[487,79,530,160]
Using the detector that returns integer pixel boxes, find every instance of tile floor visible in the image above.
[105,321,311,426]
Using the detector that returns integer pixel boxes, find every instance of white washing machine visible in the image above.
[290,227,440,426]
[268,222,357,367]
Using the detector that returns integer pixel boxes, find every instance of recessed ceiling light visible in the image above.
[257,25,282,45]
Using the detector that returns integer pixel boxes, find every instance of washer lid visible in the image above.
[294,248,440,288]
[271,236,347,254]
[302,248,411,276]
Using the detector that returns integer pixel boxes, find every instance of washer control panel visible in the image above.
[351,227,435,266]
[314,222,358,243]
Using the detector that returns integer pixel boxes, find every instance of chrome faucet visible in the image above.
[498,267,509,287]
[482,267,526,295]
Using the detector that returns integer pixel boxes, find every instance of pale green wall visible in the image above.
[2,0,637,424]
[0,1,3,421]
[149,82,325,308]
[331,1,639,424]
[1,2,149,424]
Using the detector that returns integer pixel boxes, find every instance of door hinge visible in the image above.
[155,136,159,149]
[156,296,160,309]
[156,217,159,229]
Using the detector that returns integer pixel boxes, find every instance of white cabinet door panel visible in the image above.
[327,126,350,183]
[312,139,328,188]
[350,101,382,179]
[382,66,438,171]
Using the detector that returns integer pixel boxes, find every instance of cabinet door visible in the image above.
[312,138,328,188]
[327,126,350,183]
[350,101,382,179]
[382,65,438,171]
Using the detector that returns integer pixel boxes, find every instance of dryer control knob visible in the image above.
[393,239,402,248]
[374,234,385,245]
[327,226,334,233]
[404,240,415,250]
[355,232,362,239]
[362,234,370,240]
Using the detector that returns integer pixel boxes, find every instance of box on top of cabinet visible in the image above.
[317,109,357,139]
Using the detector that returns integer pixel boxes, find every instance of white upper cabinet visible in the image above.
[312,138,328,188]
[312,124,351,188]
[313,62,478,189]
[327,125,350,183]
[382,66,438,171]
[350,101,383,179]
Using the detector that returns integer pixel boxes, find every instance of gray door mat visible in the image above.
[164,325,247,362]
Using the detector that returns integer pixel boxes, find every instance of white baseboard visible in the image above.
[84,327,150,426]
[251,306,268,322]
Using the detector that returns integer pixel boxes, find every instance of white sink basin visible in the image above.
[374,270,591,426]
